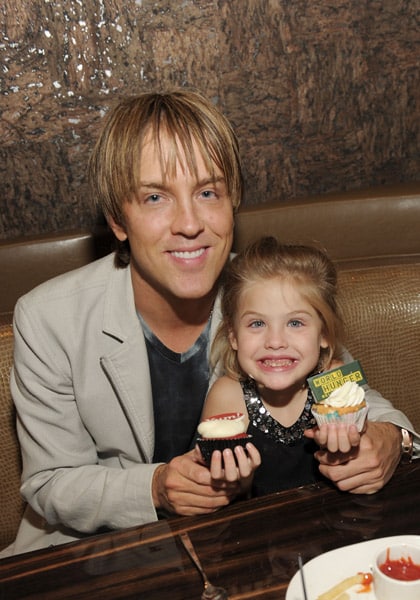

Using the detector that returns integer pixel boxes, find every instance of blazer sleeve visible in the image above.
[12,289,159,537]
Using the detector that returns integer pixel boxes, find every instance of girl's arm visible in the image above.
[201,375,248,421]
[199,376,261,494]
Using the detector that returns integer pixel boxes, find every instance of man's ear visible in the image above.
[107,215,128,242]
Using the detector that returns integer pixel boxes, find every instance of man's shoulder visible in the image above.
[15,253,120,313]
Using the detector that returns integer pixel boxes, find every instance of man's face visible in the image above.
[109,133,234,307]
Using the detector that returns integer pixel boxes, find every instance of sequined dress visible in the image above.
[241,377,322,496]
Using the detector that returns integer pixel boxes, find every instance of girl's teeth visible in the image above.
[263,359,293,367]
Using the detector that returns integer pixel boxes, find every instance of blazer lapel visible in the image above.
[100,264,155,462]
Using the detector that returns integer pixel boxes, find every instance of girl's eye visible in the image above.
[250,320,265,328]
[288,319,303,328]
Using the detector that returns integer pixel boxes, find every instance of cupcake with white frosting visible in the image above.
[311,380,368,431]
[197,412,252,466]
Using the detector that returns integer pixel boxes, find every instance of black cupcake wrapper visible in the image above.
[197,435,252,466]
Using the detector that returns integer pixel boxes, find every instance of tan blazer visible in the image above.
[6,254,219,554]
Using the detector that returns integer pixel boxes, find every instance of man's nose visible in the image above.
[171,198,204,236]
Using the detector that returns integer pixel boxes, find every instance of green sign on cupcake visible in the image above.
[307,360,367,402]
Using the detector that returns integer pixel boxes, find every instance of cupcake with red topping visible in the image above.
[197,412,252,466]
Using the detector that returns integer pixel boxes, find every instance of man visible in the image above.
[5,90,417,556]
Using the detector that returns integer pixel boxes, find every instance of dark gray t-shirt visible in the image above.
[138,314,211,463]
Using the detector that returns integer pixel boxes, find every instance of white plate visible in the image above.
[286,535,420,600]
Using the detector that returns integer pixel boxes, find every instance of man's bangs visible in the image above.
[151,120,220,183]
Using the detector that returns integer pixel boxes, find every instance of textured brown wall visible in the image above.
[1,0,419,239]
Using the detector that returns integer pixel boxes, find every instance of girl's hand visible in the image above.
[202,443,261,496]
[305,422,363,453]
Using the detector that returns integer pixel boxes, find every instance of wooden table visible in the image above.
[1,462,419,599]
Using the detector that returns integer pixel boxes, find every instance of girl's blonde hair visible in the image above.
[212,236,343,379]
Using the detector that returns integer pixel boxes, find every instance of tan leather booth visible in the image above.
[0,315,18,550]
[1,183,419,551]
[0,228,114,314]
[234,182,420,263]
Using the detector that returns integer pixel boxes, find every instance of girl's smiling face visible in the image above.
[229,276,328,393]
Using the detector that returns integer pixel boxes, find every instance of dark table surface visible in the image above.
[1,461,419,599]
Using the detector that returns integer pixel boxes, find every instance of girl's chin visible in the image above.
[256,376,307,392]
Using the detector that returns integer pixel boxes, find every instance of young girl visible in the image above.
[202,236,359,496]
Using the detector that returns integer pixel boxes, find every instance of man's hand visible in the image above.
[151,449,239,516]
[312,421,402,494]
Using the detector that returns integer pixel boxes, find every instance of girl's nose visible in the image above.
[264,327,288,349]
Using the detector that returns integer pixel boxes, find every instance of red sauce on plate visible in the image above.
[379,548,420,581]
[359,572,373,593]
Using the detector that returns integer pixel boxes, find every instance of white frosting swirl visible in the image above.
[325,381,365,407]
[198,414,246,438]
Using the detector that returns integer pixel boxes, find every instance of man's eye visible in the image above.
[201,189,217,199]
[145,193,161,203]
